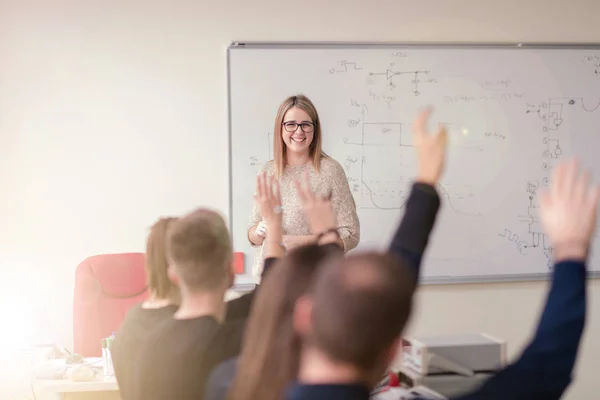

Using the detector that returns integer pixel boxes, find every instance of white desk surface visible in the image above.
[32,357,119,397]
[34,376,118,393]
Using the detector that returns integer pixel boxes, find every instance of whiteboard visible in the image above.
[227,42,600,284]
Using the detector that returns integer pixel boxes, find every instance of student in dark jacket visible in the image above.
[112,217,180,400]
[287,146,597,400]
[204,109,444,400]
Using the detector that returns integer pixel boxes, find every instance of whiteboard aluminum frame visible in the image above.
[228,41,600,50]
[226,41,600,284]
[227,44,260,289]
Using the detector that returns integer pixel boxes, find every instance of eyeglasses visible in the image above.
[283,122,315,133]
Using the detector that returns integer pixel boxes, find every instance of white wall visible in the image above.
[1,0,599,398]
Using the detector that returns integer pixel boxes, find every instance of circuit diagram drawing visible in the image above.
[520,130,564,266]
[329,60,363,74]
[501,146,558,268]
[525,97,600,132]
[517,96,600,268]
[341,115,482,218]
[543,138,562,159]
[501,94,600,268]
[582,54,600,77]
[367,69,430,95]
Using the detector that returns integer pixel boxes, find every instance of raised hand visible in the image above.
[254,172,282,226]
[294,170,337,236]
[412,107,448,185]
[540,159,600,261]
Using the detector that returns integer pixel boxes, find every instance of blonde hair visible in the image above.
[145,217,179,302]
[272,94,326,179]
[166,209,232,291]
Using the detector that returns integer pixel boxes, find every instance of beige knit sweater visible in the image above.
[248,156,360,278]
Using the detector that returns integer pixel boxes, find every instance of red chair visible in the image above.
[73,253,148,357]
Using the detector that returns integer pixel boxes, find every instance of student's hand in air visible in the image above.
[295,170,338,235]
[540,159,600,261]
[413,107,448,185]
[254,172,282,226]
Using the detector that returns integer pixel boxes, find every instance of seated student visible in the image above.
[112,217,180,400]
[204,109,446,400]
[286,159,598,400]
[130,209,247,400]
[130,173,294,400]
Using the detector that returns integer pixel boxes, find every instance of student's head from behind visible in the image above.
[227,243,343,400]
[273,94,324,177]
[294,252,415,386]
[166,209,233,294]
[145,216,180,302]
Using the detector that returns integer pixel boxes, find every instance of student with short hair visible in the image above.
[130,209,244,400]
[287,158,597,400]
[112,216,179,400]
[130,170,295,400]
[292,251,415,394]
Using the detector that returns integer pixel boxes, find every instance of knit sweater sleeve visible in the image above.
[326,159,360,252]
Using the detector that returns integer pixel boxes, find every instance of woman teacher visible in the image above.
[248,94,360,277]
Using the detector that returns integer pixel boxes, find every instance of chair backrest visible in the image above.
[73,253,148,357]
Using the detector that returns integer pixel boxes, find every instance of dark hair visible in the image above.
[310,252,415,372]
[227,244,343,400]
[167,208,232,291]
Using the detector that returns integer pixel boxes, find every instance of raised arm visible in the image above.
[454,160,598,400]
[254,172,285,278]
[388,108,447,281]
[226,173,285,322]
[388,183,440,281]
[248,164,271,247]
[295,170,346,250]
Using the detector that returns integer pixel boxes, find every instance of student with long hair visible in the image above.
[204,109,446,400]
[247,94,360,278]
[205,174,346,400]
[112,217,180,399]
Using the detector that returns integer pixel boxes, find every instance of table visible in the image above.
[32,358,120,400]
[33,376,119,400]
